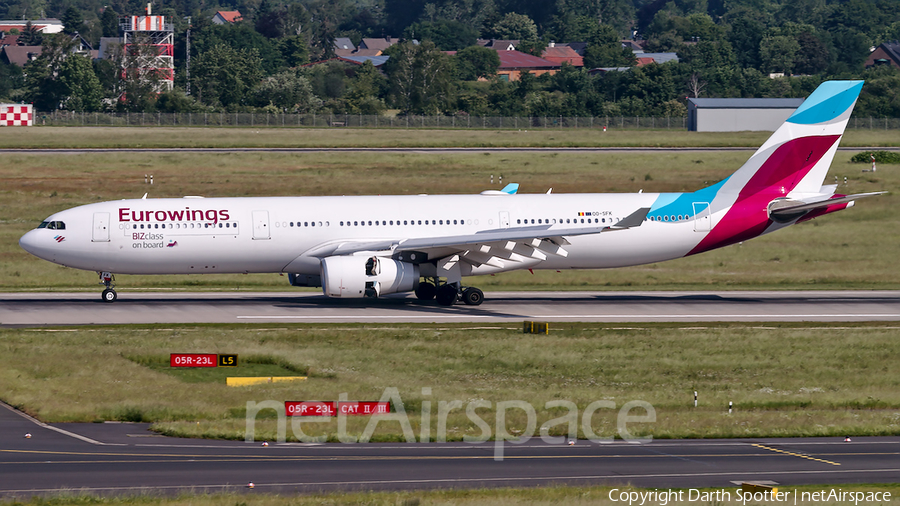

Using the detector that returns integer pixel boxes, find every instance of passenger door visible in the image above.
[92,212,110,242]
[252,210,270,240]
[499,211,510,229]
[693,202,711,232]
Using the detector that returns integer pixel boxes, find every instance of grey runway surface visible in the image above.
[1,403,898,497]
[4,147,899,155]
[2,290,900,326]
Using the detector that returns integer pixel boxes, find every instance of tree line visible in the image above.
[1,0,899,117]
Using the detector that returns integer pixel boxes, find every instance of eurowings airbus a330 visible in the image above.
[20,80,883,305]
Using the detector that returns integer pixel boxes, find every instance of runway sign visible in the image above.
[170,353,217,367]
[285,401,390,416]
[218,354,238,367]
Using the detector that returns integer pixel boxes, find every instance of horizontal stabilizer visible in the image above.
[769,192,886,222]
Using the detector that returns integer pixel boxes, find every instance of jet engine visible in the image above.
[321,256,419,298]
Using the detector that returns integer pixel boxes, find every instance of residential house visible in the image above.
[2,45,42,66]
[0,33,20,47]
[303,55,391,71]
[359,36,397,54]
[559,42,587,55]
[333,37,356,57]
[620,39,643,52]
[494,49,559,81]
[211,11,242,24]
[541,42,583,67]
[865,41,900,69]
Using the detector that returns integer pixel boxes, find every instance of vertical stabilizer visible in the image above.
[720,80,863,199]
[687,80,864,255]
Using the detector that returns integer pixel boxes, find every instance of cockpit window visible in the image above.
[38,221,66,230]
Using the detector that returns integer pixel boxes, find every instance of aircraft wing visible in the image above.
[305,208,651,263]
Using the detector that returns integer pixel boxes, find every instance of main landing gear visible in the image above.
[415,278,484,306]
[99,271,117,303]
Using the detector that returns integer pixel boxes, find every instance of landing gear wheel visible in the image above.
[101,288,117,303]
[462,287,484,306]
[436,284,459,306]
[415,282,436,300]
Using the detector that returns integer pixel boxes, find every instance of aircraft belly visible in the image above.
[540,224,705,269]
[96,234,295,275]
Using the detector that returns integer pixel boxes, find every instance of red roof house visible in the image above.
[212,11,243,24]
[541,44,583,67]
[495,49,559,81]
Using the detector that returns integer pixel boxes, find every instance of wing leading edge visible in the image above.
[304,207,652,266]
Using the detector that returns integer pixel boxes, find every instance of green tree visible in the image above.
[304,60,349,100]
[383,40,453,114]
[759,35,800,74]
[19,21,43,45]
[516,39,547,57]
[192,23,284,75]
[25,34,102,111]
[343,60,388,114]
[101,8,119,38]
[403,20,478,51]
[57,53,103,111]
[156,89,207,113]
[25,35,75,110]
[492,12,538,40]
[252,70,321,112]
[583,25,635,68]
[61,6,86,36]
[277,35,310,68]
[454,45,500,80]
[191,44,264,109]
[727,15,765,69]
[0,61,24,101]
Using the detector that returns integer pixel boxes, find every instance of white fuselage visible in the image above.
[20,193,713,276]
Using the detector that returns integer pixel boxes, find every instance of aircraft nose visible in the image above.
[19,229,44,257]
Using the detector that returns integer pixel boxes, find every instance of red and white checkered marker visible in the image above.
[0,105,33,126]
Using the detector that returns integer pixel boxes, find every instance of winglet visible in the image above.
[501,183,519,194]
[612,207,651,229]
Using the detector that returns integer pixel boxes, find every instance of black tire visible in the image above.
[435,284,458,306]
[415,282,436,300]
[462,287,484,306]
[101,289,117,303]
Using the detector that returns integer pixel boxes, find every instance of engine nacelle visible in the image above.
[321,256,419,298]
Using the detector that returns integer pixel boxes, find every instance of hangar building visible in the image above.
[687,98,805,132]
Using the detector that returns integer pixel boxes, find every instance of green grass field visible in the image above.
[0,126,899,149]
[2,323,899,441]
[2,128,899,500]
[2,484,898,506]
[1,149,896,292]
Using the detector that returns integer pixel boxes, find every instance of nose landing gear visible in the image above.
[99,272,117,303]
